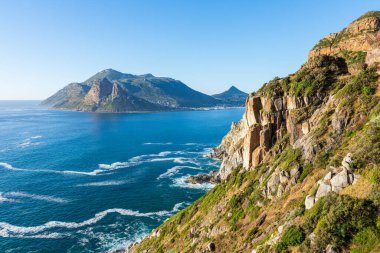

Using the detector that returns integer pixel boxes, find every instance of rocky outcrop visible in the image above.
[309,14,380,67]
[305,153,359,209]
[82,78,114,106]
[262,166,302,199]
[185,171,220,184]
[215,94,325,180]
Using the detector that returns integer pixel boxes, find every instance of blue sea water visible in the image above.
[0,101,244,253]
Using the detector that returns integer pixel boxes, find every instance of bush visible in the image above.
[275,225,305,252]
[350,226,380,253]
[298,163,313,183]
[336,67,379,98]
[312,194,377,250]
[361,86,375,96]
[289,55,347,96]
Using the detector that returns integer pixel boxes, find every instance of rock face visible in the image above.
[43,69,246,112]
[214,12,380,181]
[262,166,302,199]
[215,93,325,180]
[305,154,358,209]
[185,171,220,184]
[309,12,380,67]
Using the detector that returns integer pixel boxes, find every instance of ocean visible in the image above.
[0,101,244,253]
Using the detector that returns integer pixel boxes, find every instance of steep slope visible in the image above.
[212,86,248,107]
[43,70,224,112]
[128,11,380,253]
[41,83,90,108]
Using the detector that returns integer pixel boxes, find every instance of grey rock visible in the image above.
[279,171,290,184]
[277,184,285,197]
[326,244,338,253]
[342,153,353,170]
[323,171,333,181]
[305,195,316,210]
[330,168,350,192]
[316,180,332,198]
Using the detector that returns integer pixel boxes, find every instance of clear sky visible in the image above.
[0,0,379,100]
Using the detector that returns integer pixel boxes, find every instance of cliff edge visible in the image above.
[128,11,380,253]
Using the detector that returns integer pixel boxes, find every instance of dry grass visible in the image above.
[340,177,373,199]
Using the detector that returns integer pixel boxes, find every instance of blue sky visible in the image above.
[0,0,379,100]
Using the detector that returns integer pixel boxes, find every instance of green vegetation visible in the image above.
[336,66,379,98]
[273,148,302,171]
[289,55,347,96]
[338,50,367,65]
[354,11,380,22]
[301,193,378,252]
[298,163,313,183]
[350,226,380,253]
[275,225,305,253]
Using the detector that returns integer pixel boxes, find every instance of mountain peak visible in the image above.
[354,10,380,22]
[212,86,247,106]
[309,10,380,60]
[228,85,240,92]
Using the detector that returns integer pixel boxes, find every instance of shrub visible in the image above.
[289,55,347,96]
[350,226,380,253]
[298,163,313,183]
[312,194,377,250]
[275,225,305,252]
[246,226,259,241]
[339,50,367,65]
[361,86,375,96]
[336,67,379,98]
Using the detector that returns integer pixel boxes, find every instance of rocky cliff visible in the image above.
[127,11,380,253]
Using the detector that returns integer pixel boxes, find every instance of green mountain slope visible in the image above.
[128,11,380,253]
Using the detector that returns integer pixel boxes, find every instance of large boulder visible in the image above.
[305,195,316,210]
[330,168,352,193]
[316,180,332,198]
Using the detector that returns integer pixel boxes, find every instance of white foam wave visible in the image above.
[157,166,199,179]
[0,149,203,177]
[0,202,186,237]
[30,136,42,139]
[3,192,68,203]
[0,193,16,203]
[172,176,215,190]
[0,162,105,176]
[183,143,198,146]
[143,142,173,145]
[17,136,43,148]
[76,180,129,187]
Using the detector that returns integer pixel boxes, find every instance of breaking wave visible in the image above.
[171,176,215,190]
[143,142,173,145]
[0,150,204,177]
[76,180,129,187]
[0,202,187,238]
[0,192,68,204]
[157,166,200,179]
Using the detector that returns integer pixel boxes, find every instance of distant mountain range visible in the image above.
[212,86,249,107]
[42,69,248,112]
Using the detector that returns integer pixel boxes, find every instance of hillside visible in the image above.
[128,11,380,253]
[42,70,245,112]
[212,86,248,107]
